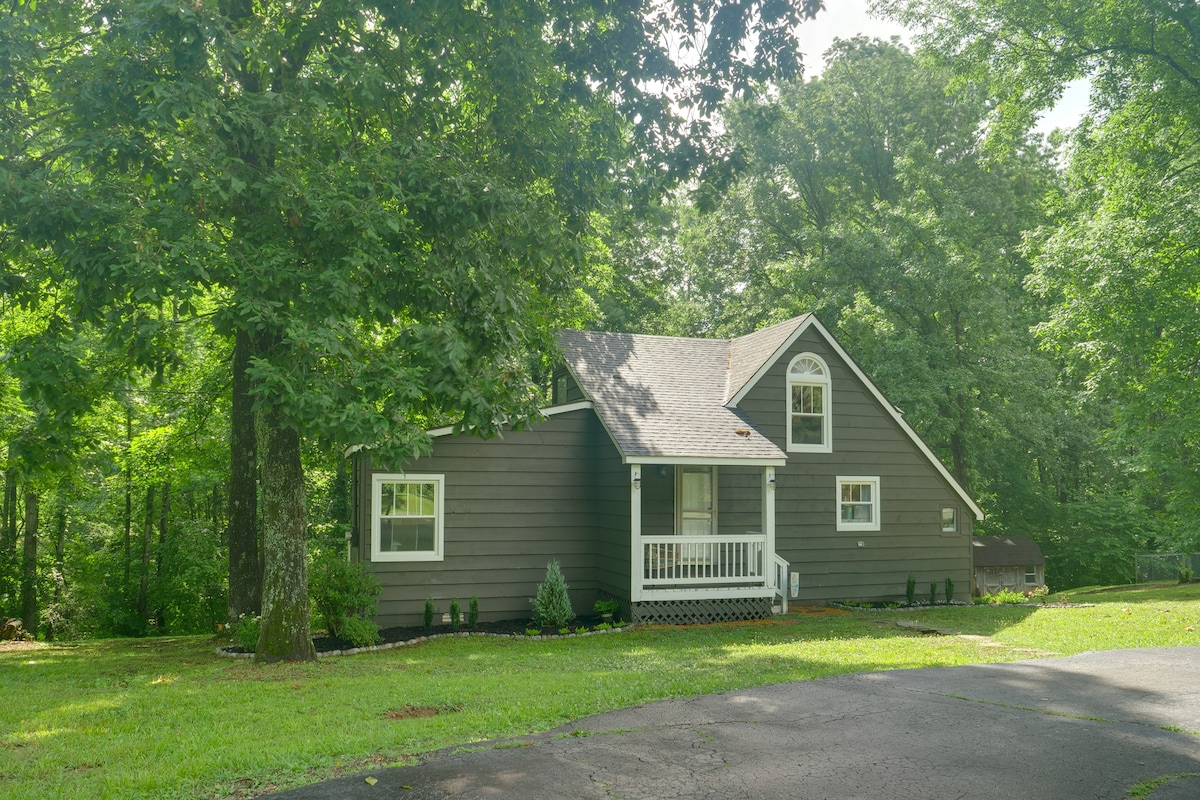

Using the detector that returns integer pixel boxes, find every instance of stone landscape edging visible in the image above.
[216,621,637,659]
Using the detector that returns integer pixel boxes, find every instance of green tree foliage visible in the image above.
[1,0,819,659]
[883,0,1200,552]
[659,40,1064,527]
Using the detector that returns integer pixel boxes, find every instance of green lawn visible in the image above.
[3,583,1199,800]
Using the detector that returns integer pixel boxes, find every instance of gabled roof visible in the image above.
[972,536,1045,567]
[557,315,983,519]
[556,329,786,464]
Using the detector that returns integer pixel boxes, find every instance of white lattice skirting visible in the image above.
[631,597,773,625]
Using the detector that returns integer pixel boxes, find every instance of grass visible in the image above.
[2,583,1199,800]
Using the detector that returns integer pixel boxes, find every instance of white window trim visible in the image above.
[786,353,833,454]
[837,476,880,532]
[371,473,445,562]
[941,507,958,533]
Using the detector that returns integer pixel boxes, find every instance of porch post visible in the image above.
[763,466,776,590]
[630,464,643,602]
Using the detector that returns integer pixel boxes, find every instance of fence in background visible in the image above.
[1135,553,1200,583]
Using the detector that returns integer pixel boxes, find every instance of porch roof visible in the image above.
[556,325,795,463]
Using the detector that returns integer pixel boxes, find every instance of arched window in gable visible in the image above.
[787,353,832,453]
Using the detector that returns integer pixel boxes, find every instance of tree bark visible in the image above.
[254,400,315,662]
[2,467,15,594]
[137,484,154,623]
[228,328,261,622]
[21,489,38,637]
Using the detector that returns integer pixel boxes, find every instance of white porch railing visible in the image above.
[773,554,790,615]
[642,534,766,586]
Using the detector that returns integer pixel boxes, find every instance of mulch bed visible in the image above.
[219,615,623,658]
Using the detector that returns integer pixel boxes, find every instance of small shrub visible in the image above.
[468,596,479,627]
[594,622,612,631]
[423,597,435,631]
[905,573,917,606]
[929,581,938,605]
[593,599,620,617]
[230,613,261,652]
[530,560,575,628]
[558,626,570,635]
[1180,567,1194,585]
[885,602,901,609]
[982,589,1028,605]
[1025,585,1050,603]
[944,577,955,604]
[525,628,541,636]
[614,619,627,627]
[449,598,461,628]
[574,626,589,634]
[309,554,381,639]
[339,614,381,647]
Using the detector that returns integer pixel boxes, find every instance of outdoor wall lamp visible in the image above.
[632,475,642,490]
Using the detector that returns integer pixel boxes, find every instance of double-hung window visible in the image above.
[371,474,445,561]
[787,354,832,453]
[837,476,879,531]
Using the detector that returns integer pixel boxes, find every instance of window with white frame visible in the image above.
[941,507,958,533]
[371,474,445,561]
[787,353,832,453]
[837,477,879,531]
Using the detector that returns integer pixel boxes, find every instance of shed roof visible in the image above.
[972,536,1045,567]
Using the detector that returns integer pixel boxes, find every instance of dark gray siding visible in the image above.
[354,408,631,627]
[739,326,973,603]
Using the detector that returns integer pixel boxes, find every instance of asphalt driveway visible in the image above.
[270,647,1200,799]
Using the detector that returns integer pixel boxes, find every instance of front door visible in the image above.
[677,466,716,536]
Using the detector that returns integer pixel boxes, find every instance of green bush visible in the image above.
[981,589,1028,605]
[309,554,382,639]
[423,597,435,631]
[449,597,461,627]
[468,596,479,627]
[944,577,955,604]
[1180,567,1194,585]
[230,613,261,652]
[929,581,938,605]
[530,560,575,628]
[593,599,620,616]
[905,573,916,606]
[339,614,381,647]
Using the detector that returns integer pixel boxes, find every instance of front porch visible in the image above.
[628,462,788,619]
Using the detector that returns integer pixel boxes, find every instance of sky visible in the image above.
[792,0,1090,136]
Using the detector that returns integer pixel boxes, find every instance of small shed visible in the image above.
[972,536,1046,596]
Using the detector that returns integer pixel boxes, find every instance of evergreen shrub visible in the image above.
[530,560,575,628]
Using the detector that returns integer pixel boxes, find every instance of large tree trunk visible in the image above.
[254,400,314,662]
[21,489,38,637]
[228,329,261,622]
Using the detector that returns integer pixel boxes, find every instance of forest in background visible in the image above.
[2,0,1197,650]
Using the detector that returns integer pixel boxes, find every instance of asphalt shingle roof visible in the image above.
[972,536,1045,567]
[556,320,809,462]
